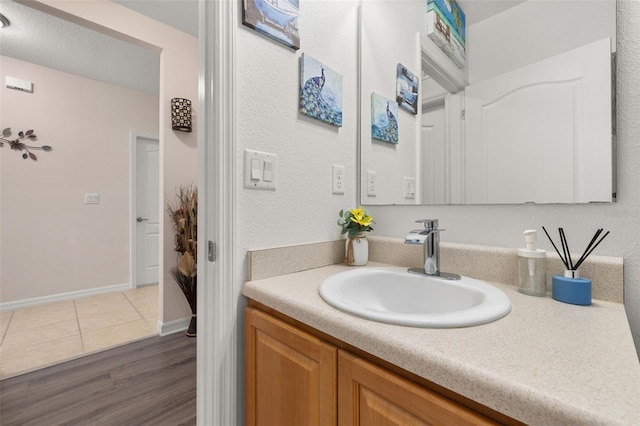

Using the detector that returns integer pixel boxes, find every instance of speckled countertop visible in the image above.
[242,262,640,425]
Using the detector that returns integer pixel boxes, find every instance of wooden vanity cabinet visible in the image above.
[338,350,498,425]
[245,307,337,426]
[246,306,510,426]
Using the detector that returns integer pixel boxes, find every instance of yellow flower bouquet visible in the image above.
[337,207,374,238]
[338,207,374,265]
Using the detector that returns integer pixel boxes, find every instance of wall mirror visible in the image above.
[359,0,616,205]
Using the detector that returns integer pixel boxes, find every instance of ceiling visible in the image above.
[457,0,524,26]
[0,0,521,96]
[0,0,198,96]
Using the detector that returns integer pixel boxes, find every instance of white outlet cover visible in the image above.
[332,164,345,195]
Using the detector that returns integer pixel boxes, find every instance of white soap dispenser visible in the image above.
[517,230,547,296]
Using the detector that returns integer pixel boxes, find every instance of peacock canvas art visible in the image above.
[371,93,399,144]
[299,53,343,127]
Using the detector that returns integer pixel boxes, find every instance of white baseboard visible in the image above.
[0,283,131,312]
[157,317,191,336]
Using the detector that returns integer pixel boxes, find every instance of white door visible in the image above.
[464,37,612,204]
[421,105,447,205]
[135,136,160,286]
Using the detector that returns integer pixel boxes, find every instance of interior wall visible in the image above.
[370,0,640,354]
[24,0,198,326]
[236,1,359,255]
[0,56,158,302]
[360,0,422,205]
[468,0,616,84]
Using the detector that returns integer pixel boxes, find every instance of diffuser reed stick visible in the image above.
[542,226,610,271]
[574,230,610,270]
[542,226,570,270]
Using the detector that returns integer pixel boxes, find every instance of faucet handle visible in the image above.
[416,219,439,230]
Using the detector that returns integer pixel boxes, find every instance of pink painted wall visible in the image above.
[0,56,158,300]
[1,0,198,326]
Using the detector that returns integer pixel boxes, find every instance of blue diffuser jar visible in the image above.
[552,269,592,306]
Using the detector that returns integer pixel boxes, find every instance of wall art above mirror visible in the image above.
[359,0,616,206]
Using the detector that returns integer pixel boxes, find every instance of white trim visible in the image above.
[129,131,160,290]
[421,34,468,93]
[156,317,190,336]
[198,1,237,425]
[0,283,130,312]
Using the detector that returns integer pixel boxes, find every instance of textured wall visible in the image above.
[236,0,359,264]
[370,0,640,354]
[360,0,422,205]
[15,0,198,325]
[0,56,158,302]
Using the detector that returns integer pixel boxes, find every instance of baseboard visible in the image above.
[157,317,190,336]
[0,283,131,312]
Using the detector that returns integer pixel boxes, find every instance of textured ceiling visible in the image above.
[0,0,198,96]
[113,0,198,38]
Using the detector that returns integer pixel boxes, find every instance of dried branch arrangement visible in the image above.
[168,184,198,335]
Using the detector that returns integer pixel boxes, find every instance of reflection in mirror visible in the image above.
[359,0,616,205]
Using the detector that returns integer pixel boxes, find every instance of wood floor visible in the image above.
[0,332,196,426]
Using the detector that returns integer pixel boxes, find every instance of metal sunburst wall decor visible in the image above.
[1,128,52,161]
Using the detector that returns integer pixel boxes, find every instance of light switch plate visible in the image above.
[84,193,100,204]
[404,177,416,199]
[244,149,277,191]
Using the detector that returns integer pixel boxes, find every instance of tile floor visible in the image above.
[0,285,158,379]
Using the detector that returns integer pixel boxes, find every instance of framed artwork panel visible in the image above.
[371,92,399,144]
[243,0,300,50]
[396,63,419,115]
[300,53,343,127]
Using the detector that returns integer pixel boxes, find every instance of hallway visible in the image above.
[0,285,158,379]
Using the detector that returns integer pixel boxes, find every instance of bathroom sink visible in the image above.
[318,267,511,328]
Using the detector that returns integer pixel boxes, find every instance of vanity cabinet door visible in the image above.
[245,307,337,426]
[338,350,497,426]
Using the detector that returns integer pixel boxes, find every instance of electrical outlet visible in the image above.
[367,170,377,196]
[332,165,345,195]
[404,177,416,199]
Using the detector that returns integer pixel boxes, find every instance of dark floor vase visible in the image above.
[186,313,197,337]
[181,276,197,338]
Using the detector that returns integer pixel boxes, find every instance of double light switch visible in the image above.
[244,149,277,191]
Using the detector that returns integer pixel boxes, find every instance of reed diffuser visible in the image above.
[542,227,609,305]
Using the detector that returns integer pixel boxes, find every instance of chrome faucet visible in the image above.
[404,219,460,280]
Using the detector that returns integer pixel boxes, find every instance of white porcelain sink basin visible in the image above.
[319,267,511,328]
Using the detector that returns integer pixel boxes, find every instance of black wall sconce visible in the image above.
[171,98,192,132]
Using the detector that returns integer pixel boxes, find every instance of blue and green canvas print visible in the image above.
[427,0,466,48]
[243,0,300,50]
[299,54,343,127]
[396,63,419,115]
[371,93,399,144]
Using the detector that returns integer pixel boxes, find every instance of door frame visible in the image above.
[129,131,160,290]
[198,1,237,424]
